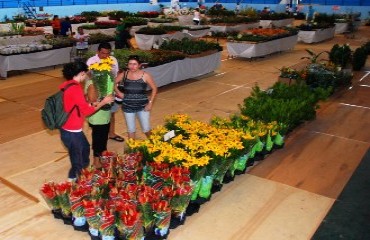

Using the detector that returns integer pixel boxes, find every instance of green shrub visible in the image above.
[329,44,352,68]
[80,11,101,22]
[239,83,330,134]
[352,47,367,71]
[159,38,222,55]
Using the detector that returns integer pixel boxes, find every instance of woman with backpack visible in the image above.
[60,62,113,181]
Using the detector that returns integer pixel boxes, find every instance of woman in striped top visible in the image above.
[115,55,157,139]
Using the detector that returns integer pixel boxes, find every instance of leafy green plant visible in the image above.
[329,44,352,68]
[107,11,132,20]
[352,46,367,71]
[159,38,222,55]
[239,83,330,134]
[301,49,329,64]
[80,11,101,22]
[121,17,148,27]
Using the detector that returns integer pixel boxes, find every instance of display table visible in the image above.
[227,35,298,59]
[145,51,221,87]
[135,31,186,50]
[298,27,335,43]
[259,18,294,28]
[0,43,109,78]
[183,28,210,38]
[209,22,259,33]
[0,35,45,45]
[334,21,361,34]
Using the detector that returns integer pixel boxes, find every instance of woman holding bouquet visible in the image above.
[115,55,157,139]
[60,62,113,181]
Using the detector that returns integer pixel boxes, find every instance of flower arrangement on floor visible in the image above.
[227,27,298,43]
[40,111,287,239]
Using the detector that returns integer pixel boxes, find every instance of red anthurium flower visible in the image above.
[40,182,57,199]
[152,200,170,212]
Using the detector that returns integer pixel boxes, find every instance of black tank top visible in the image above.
[121,73,149,113]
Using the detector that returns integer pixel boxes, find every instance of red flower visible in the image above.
[40,182,57,199]
[152,200,170,212]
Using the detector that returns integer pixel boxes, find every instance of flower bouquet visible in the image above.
[40,181,61,219]
[169,167,192,228]
[152,200,171,238]
[116,200,144,240]
[70,185,90,231]
[55,181,73,224]
[83,199,102,239]
[88,56,115,111]
[99,203,116,240]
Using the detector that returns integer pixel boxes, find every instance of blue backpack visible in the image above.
[41,82,80,130]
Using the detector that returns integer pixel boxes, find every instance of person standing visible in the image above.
[60,16,72,36]
[115,55,157,139]
[60,62,113,181]
[86,42,124,142]
[51,15,61,36]
[193,8,201,25]
[115,23,133,49]
[74,26,89,60]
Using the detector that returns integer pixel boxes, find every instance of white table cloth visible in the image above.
[209,22,259,33]
[135,31,186,50]
[298,27,335,43]
[227,35,298,59]
[259,18,294,28]
[145,51,221,87]
[0,43,110,78]
[0,35,45,46]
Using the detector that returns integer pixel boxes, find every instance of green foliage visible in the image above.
[80,11,101,22]
[88,33,115,44]
[159,38,222,55]
[259,12,291,20]
[239,83,330,134]
[238,7,259,18]
[107,11,132,20]
[121,17,148,27]
[301,49,329,64]
[207,8,235,17]
[314,13,336,25]
[352,46,367,71]
[329,44,352,68]
[362,41,370,55]
[136,26,187,35]
[305,64,336,90]
[208,16,258,24]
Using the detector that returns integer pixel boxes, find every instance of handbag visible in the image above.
[117,70,128,93]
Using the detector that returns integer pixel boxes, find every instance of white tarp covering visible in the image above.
[0,43,111,78]
[209,22,260,33]
[259,18,294,28]
[298,27,335,43]
[227,35,298,59]
[145,51,221,87]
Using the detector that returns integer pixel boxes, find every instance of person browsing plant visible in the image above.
[115,55,158,140]
[59,62,113,181]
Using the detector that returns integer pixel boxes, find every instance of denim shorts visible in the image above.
[110,101,121,113]
[123,110,151,133]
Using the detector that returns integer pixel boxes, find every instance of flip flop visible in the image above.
[109,135,124,142]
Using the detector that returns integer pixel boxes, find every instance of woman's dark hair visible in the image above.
[62,62,88,80]
[128,55,142,64]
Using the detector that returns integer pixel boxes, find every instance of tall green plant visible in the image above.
[301,49,329,64]
[239,83,330,134]
[329,44,352,68]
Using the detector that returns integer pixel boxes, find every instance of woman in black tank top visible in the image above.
[115,55,158,139]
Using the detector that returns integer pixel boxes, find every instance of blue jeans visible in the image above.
[123,110,151,133]
[60,129,90,179]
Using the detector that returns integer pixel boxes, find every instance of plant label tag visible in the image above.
[183,29,189,33]
[164,130,175,141]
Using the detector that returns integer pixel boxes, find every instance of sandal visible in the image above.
[109,135,124,142]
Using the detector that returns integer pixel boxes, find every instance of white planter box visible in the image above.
[259,18,294,28]
[135,31,186,50]
[209,22,259,33]
[298,27,335,43]
[145,51,221,87]
[227,35,298,59]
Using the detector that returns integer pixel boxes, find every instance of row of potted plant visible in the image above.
[227,27,298,43]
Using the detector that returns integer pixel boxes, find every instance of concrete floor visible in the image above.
[0,25,369,240]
